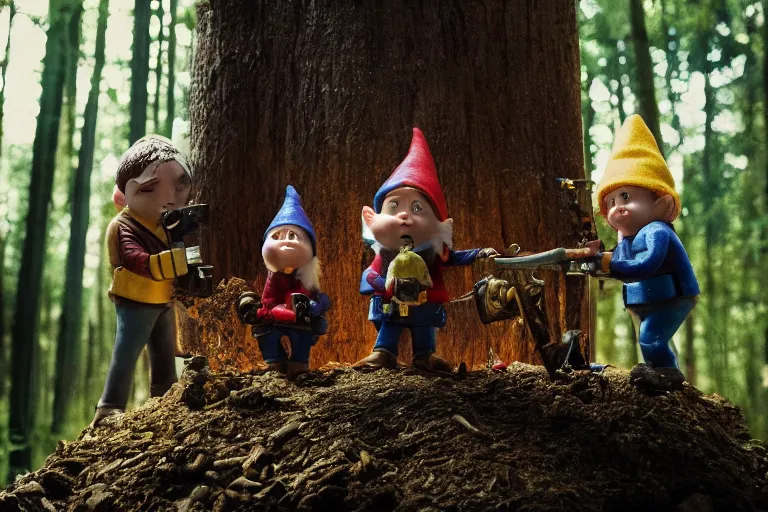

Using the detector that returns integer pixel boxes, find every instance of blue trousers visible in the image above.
[98,302,177,409]
[256,327,314,363]
[627,297,697,368]
[373,321,437,357]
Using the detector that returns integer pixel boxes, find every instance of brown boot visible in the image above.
[630,363,685,393]
[412,352,454,373]
[267,362,286,373]
[353,349,398,370]
[90,407,123,428]
[286,362,309,379]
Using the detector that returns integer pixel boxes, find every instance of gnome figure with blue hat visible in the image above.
[236,186,331,378]
[594,115,699,391]
[354,128,498,372]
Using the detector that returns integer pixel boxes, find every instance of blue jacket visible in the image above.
[609,221,699,306]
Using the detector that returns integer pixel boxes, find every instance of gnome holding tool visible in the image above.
[236,186,331,378]
[355,128,498,372]
[595,115,700,391]
[92,135,200,427]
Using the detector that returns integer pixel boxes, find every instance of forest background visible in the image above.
[0,0,763,482]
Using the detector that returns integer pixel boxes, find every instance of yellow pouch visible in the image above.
[110,267,173,304]
[149,248,188,279]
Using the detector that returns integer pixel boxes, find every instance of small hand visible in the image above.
[270,305,298,324]
[242,308,258,325]
[236,292,262,324]
[565,240,601,260]
[394,278,423,303]
[281,337,292,359]
[256,307,274,323]
[478,247,500,259]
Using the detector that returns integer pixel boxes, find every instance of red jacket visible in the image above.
[258,271,313,323]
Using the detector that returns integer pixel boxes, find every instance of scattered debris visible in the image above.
[2,361,767,511]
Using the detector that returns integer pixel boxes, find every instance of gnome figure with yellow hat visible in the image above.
[354,128,498,372]
[596,115,699,390]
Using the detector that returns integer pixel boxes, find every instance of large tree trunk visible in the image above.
[7,0,81,481]
[52,0,109,435]
[129,0,152,144]
[164,0,177,139]
[190,2,589,369]
[629,0,663,147]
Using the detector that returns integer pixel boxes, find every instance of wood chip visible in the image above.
[451,414,482,434]
[228,476,263,490]
[241,444,266,473]
[268,421,302,449]
[213,456,248,469]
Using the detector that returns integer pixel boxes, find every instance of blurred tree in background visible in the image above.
[0,0,767,482]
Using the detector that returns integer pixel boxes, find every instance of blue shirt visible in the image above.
[609,221,699,305]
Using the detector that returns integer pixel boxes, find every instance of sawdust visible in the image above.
[2,360,767,511]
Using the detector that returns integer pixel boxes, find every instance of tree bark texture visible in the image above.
[52,0,109,435]
[8,0,81,481]
[190,1,589,369]
[129,0,152,145]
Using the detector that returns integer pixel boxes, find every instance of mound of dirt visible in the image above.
[2,360,768,511]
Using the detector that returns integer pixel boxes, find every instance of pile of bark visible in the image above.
[2,358,767,511]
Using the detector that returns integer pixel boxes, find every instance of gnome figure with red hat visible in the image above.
[236,186,331,378]
[355,128,498,372]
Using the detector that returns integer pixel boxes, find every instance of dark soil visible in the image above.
[2,360,768,511]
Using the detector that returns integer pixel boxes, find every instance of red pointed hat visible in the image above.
[374,128,449,221]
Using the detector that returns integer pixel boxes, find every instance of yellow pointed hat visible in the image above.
[596,115,680,219]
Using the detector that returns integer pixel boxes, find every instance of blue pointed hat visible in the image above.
[264,185,317,254]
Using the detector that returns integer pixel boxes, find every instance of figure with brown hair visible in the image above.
[91,135,195,427]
